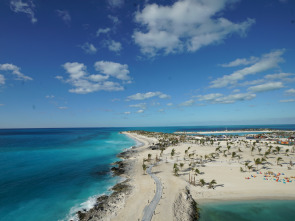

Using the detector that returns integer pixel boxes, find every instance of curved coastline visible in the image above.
[75,130,295,221]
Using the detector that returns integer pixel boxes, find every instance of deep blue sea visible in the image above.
[0,125,294,221]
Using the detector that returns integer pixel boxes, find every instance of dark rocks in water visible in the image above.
[117,149,136,159]
[110,160,125,176]
[77,179,132,221]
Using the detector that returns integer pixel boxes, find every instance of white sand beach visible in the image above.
[84,131,295,221]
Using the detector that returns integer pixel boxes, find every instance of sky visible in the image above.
[0,0,295,128]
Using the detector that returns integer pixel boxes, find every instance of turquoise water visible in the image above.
[0,125,295,221]
[199,200,295,221]
[0,128,136,221]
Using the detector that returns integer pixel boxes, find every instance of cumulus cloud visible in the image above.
[126,92,170,101]
[197,93,256,104]
[124,111,131,114]
[106,40,122,52]
[220,56,258,67]
[57,61,131,94]
[180,99,195,106]
[96,28,111,37]
[248,82,284,93]
[80,42,97,54]
[0,63,33,82]
[94,61,130,81]
[133,0,255,56]
[280,99,294,103]
[137,109,144,113]
[56,10,71,25]
[210,49,285,88]
[129,103,147,109]
[10,0,37,23]
[285,88,295,94]
[108,0,124,8]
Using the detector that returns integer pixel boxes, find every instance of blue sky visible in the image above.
[0,0,295,128]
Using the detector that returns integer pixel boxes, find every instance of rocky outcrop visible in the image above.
[78,179,132,221]
[173,187,200,221]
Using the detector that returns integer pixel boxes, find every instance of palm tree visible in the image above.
[180,163,184,170]
[247,165,253,172]
[227,145,231,154]
[254,158,261,171]
[275,146,281,155]
[258,147,262,155]
[251,146,255,156]
[285,149,290,156]
[238,148,243,152]
[148,153,152,161]
[171,148,175,158]
[195,168,200,176]
[199,179,206,187]
[173,163,179,176]
[208,179,217,189]
[231,152,237,159]
[142,164,147,174]
[223,150,227,157]
[276,157,283,165]
[244,161,249,170]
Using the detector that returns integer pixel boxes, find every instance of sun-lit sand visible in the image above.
[110,131,295,220]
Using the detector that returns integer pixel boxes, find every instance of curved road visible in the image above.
[141,165,163,221]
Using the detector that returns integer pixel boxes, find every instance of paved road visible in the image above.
[141,165,163,221]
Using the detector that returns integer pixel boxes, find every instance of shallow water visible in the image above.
[199,200,295,221]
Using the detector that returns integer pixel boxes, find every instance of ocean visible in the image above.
[199,200,295,221]
[0,125,295,221]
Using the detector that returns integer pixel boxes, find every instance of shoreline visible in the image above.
[77,130,295,221]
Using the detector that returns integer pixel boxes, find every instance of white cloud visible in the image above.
[133,0,255,56]
[108,15,120,24]
[248,82,284,93]
[0,74,5,85]
[167,103,173,106]
[127,92,170,101]
[197,93,223,101]
[197,93,256,104]
[280,99,294,103]
[94,61,130,81]
[158,109,165,112]
[10,0,37,23]
[285,88,295,94]
[56,10,71,25]
[220,56,258,67]
[108,0,124,8]
[96,28,111,37]
[232,89,240,93]
[180,99,195,106]
[0,63,33,81]
[80,42,97,54]
[137,109,144,113]
[124,111,131,114]
[264,73,293,80]
[58,106,68,110]
[45,95,55,99]
[58,61,130,94]
[210,49,285,88]
[129,103,147,109]
[106,40,122,52]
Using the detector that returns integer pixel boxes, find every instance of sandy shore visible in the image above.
[174,130,280,134]
[79,131,295,220]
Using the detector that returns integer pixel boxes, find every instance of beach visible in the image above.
[79,130,295,220]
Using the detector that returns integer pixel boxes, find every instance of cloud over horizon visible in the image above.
[133,0,255,56]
